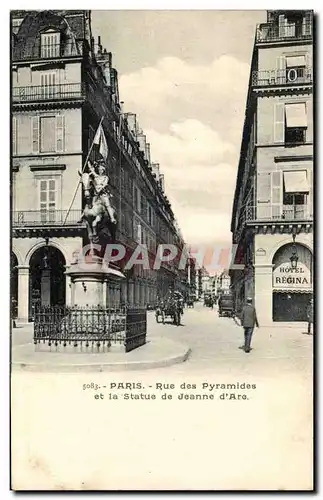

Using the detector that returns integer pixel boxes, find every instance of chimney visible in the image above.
[137,134,147,156]
[145,143,151,165]
[126,113,137,136]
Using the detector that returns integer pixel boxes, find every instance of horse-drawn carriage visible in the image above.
[155,294,183,326]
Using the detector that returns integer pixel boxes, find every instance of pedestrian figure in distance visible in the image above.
[239,297,259,353]
[306,298,313,335]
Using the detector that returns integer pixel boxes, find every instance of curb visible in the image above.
[11,340,191,373]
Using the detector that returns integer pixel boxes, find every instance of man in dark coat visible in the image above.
[239,297,259,353]
[306,298,313,335]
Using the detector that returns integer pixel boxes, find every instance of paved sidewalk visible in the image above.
[11,317,190,372]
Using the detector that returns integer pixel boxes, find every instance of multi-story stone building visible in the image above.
[11,9,188,322]
[230,10,313,324]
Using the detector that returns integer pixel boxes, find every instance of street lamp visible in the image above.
[289,233,299,270]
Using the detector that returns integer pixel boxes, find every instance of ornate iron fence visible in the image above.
[33,305,147,353]
[125,308,147,353]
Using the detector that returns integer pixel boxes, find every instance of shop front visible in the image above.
[272,243,313,322]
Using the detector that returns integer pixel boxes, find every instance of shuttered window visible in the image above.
[257,172,271,219]
[40,72,56,99]
[271,171,283,219]
[39,178,57,222]
[32,116,39,153]
[32,115,65,153]
[41,32,60,58]
[302,12,312,36]
[12,117,17,155]
[274,102,285,143]
[56,115,65,152]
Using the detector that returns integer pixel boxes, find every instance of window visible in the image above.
[39,178,57,222]
[283,170,309,219]
[40,72,57,100]
[32,115,65,153]
[275,102,308,145]
[278,13,305,38]
[41,31,60,58]
[40,117,56,153]
[285,56,307,83]
[285,127,306,144]
[285,102,307,145]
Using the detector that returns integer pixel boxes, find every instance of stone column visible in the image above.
[65,267,72,306]
[121,281,127,305]
[254,264,273,326]
[128,281,134,306]
[17,266,29,322]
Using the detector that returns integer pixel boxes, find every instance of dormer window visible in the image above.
[41,30,60,58]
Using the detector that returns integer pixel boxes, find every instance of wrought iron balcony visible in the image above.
[12,41,85,62]
[12,83,85,104]
[256,21,312,43]
[252,67,312,87]
[245,204,313,222]
[12,210,84,227]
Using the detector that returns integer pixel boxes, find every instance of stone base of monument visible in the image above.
[33,256,147,354]
[67,255,126,308]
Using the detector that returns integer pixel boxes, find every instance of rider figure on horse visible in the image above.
[82,158,117,224]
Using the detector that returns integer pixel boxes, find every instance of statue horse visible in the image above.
[79,171,117,248]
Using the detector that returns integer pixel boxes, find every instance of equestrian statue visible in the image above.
[78,158,117,249]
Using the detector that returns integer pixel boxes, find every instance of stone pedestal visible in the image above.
[66,256,126,307]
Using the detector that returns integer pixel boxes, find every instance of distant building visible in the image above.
[230,10,313,324]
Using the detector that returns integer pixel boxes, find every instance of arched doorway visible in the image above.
[272,243,313,322]
[29,246,66,321]
[11,252,18,319]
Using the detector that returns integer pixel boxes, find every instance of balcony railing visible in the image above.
[12,41,84,62]
[12,83,85,104]
[12,210,83,227]
[245,204,313,222]
[256,21,312,43]
[252,67,312,87]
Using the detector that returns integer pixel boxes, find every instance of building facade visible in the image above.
[230,10,313,324]
[11,10,188,322]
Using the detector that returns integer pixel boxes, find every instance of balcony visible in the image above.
[245,204,313,222]
[12,83,85,104]
[12,41,85,62]
[252,67,312,87]
[12,210,84,228]
[256,21,312,43]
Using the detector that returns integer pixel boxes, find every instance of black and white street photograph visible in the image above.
[9,8,314,491]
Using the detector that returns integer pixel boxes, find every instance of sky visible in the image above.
[91,10,267,257]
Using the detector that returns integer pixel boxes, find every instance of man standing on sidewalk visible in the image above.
[239,297,259,353]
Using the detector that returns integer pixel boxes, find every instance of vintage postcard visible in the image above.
[10,9,314,491]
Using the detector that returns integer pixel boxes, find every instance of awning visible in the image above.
[285,102,307,128]
[286,55,306,67]
[283,170,309,193]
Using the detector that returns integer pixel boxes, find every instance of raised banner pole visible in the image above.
[63,116,105,226]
